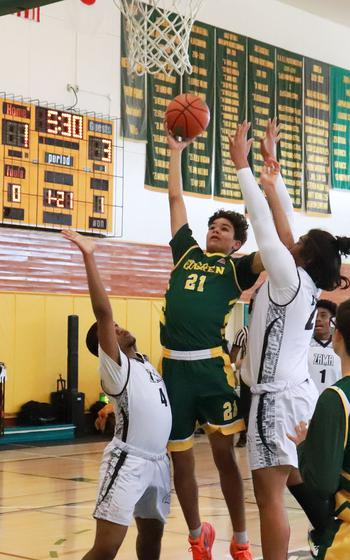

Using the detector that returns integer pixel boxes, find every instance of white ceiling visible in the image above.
[277,0,350,27]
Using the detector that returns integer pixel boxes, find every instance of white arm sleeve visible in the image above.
[237,167,299,303]
[99,345,129,395]
[276,173,296,241]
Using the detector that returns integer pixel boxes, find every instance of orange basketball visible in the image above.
[165,93,210,140]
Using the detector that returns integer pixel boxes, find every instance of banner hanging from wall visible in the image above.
[181,21,215,198]
[304,58,331,214]
[144,69,181,191]
[330,66,350,191]
[214,29,246,202]
[120,11,146,141]
[276,49,303,210]
[247,39,275,176]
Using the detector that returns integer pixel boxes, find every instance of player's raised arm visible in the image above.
[229,122,298,297]
[165,123,193,237]
[61,230,119,364]
[260,162,295,251]
[260,118,295,248]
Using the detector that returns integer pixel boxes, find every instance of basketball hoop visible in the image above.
[115,0,204,76]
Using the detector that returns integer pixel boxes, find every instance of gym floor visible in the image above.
[0,435,312,559]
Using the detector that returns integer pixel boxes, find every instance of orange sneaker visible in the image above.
[230,537,253,560]
[188,522,215,560]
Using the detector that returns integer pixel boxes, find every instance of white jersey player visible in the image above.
[308,299,341,393]
[230,120,350,560]
[62,229,172,560]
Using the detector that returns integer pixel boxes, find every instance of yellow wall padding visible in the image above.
[0,292,164,415]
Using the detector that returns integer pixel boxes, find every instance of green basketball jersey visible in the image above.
[160,223,259,351]
[298,376,350,503]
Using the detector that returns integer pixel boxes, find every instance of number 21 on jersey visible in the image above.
[184,273,206,292]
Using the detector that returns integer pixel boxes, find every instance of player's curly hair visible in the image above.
[335,299,350,355]
[208,209,248,245]
[316,299,337,317]
[300,230,350,291]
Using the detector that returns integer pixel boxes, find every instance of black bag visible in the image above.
[17,400,57,426]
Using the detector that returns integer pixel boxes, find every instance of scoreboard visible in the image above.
[0,97,115,234]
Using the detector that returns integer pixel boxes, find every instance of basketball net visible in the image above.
[114,0,204,75]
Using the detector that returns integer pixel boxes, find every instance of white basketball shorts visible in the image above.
[248,378,319,470]
[93,441,171,526]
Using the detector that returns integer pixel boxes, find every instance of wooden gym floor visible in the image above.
[0,435,312,559]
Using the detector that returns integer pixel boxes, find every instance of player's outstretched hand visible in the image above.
[260,160,280,191]
[287,420,308,446]
[228,121,254,170]
[61,229,96,255]
[260,117,281,162]
[164,121,194,151]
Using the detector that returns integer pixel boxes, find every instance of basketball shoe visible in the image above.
[230,537,253,559]
[188,522,215,560]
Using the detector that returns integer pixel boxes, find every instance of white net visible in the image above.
[115,0,204,76]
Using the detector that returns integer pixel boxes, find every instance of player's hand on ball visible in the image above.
[287,421,308,446]
[61,229,96,255]
[164,121,194,151]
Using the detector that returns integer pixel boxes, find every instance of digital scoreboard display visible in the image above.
[0,98,115,234]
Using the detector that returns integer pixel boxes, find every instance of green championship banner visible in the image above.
[276,49,303,209]
[331,66,350,191]
[181,22,215,198]
[214,29,246,202]
[144,70,181,191]
[304,59,331,214]
[247,39,275,175]
[120,12,146,141]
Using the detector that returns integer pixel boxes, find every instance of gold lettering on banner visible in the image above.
[335,173,350,181]
[333,123,347,132]
[337,100,350,109]
[306,89,328,102]
[337,112,350,121]
[155,84,172,96]
[305,99,330,111]
[277,54,303,67]
[126,105,142,117]
[123,85,144,100]
[154,172,168,181]
[249,55,274,70]
[334,148,347,157]
[333,136,347,144]
[311,74,324,84]
[191,38,206,49]
[192,25,208,37]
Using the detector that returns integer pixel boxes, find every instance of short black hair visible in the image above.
[336,299,350,356]
[316,299,337,317]
[300,230,350,291]
[208,209,248,245]
[86,322,99,357]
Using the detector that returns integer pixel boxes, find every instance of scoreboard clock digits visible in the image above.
[7,183,21,203]
[2,120,29,148]
[43,188,74,210]
[36,107,83,139]
[88,136,112,162]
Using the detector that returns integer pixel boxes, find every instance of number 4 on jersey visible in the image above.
[159,388,168,406]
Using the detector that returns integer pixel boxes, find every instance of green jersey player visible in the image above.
[161,122,282,560]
